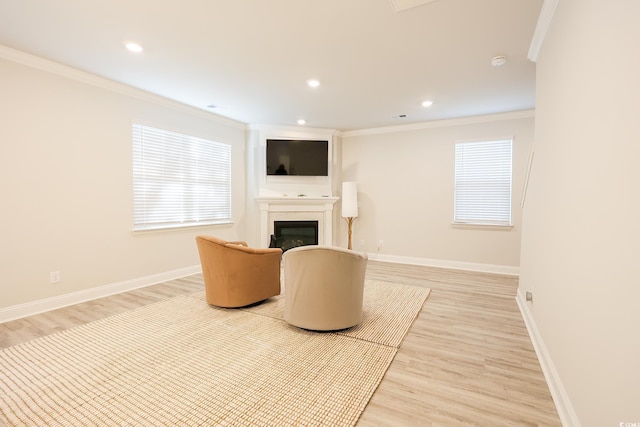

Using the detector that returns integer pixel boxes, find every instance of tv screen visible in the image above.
[266,139,329,176]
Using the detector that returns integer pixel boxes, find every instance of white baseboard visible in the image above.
[0,265,202,324]
[516,289,580,427]
[368,253,519,276]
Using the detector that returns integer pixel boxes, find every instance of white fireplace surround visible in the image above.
[257,197,339,248]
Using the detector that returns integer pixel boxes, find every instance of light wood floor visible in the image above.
[0,262,561,426]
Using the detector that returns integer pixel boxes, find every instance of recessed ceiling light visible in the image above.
[125,42,144,53]
[297,119,307,125]
[421,100,434,107]
[307,79,320,88]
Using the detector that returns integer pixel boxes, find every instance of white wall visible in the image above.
[341,112,533,272]
[519,0,640,425]
[0,50,247,313]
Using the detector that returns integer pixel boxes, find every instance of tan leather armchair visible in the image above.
[283,245,368,331]
[195,236,282,308]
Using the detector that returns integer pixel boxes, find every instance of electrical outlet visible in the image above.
[50,271,61,284]
[377,240,384,253]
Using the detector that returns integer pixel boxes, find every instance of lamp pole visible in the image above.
[345,216,355,250]
[341,182,358,250]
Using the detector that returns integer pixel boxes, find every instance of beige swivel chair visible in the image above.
[283,245,368,331]
[195,236,282,308]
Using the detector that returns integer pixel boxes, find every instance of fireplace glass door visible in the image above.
[271,220,318,252]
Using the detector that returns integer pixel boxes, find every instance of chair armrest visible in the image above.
[225,242,282,256]
[227,241,248,247]
[239,247,283,255]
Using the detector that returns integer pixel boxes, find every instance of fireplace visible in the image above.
[257,196,338,248]
[270,220,318,252]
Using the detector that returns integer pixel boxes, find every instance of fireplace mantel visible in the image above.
[257,196,339,248]
[257,196,339,206]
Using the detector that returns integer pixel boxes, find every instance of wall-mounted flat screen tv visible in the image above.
[266,139,329,176]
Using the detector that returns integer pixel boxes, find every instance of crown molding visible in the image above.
[248,123,339,136]
[0,44,246,129]
[341,110,535,138]
[528,0,560,62]
[0,44,537,136]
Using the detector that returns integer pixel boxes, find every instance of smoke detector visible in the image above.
[491,56,507,67]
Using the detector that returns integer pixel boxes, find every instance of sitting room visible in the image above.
[1,1,638,426]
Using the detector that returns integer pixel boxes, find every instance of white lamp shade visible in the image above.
[341,182,358,218]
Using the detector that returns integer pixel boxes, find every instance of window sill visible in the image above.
[451,222,513,231]
[132,220,234,234]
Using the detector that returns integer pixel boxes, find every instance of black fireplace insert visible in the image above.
[270,220,318,252]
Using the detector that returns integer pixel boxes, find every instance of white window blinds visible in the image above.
[454,139,512,226]
[132,123,231,231]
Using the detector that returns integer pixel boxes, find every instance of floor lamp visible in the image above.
[341,182,358,250]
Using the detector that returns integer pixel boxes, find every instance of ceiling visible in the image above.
[0,0,543,131]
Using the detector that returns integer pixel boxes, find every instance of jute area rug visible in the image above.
[0,280,430,427]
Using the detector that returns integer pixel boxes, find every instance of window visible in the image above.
[132,123,231,231]
[454,139,512,226]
